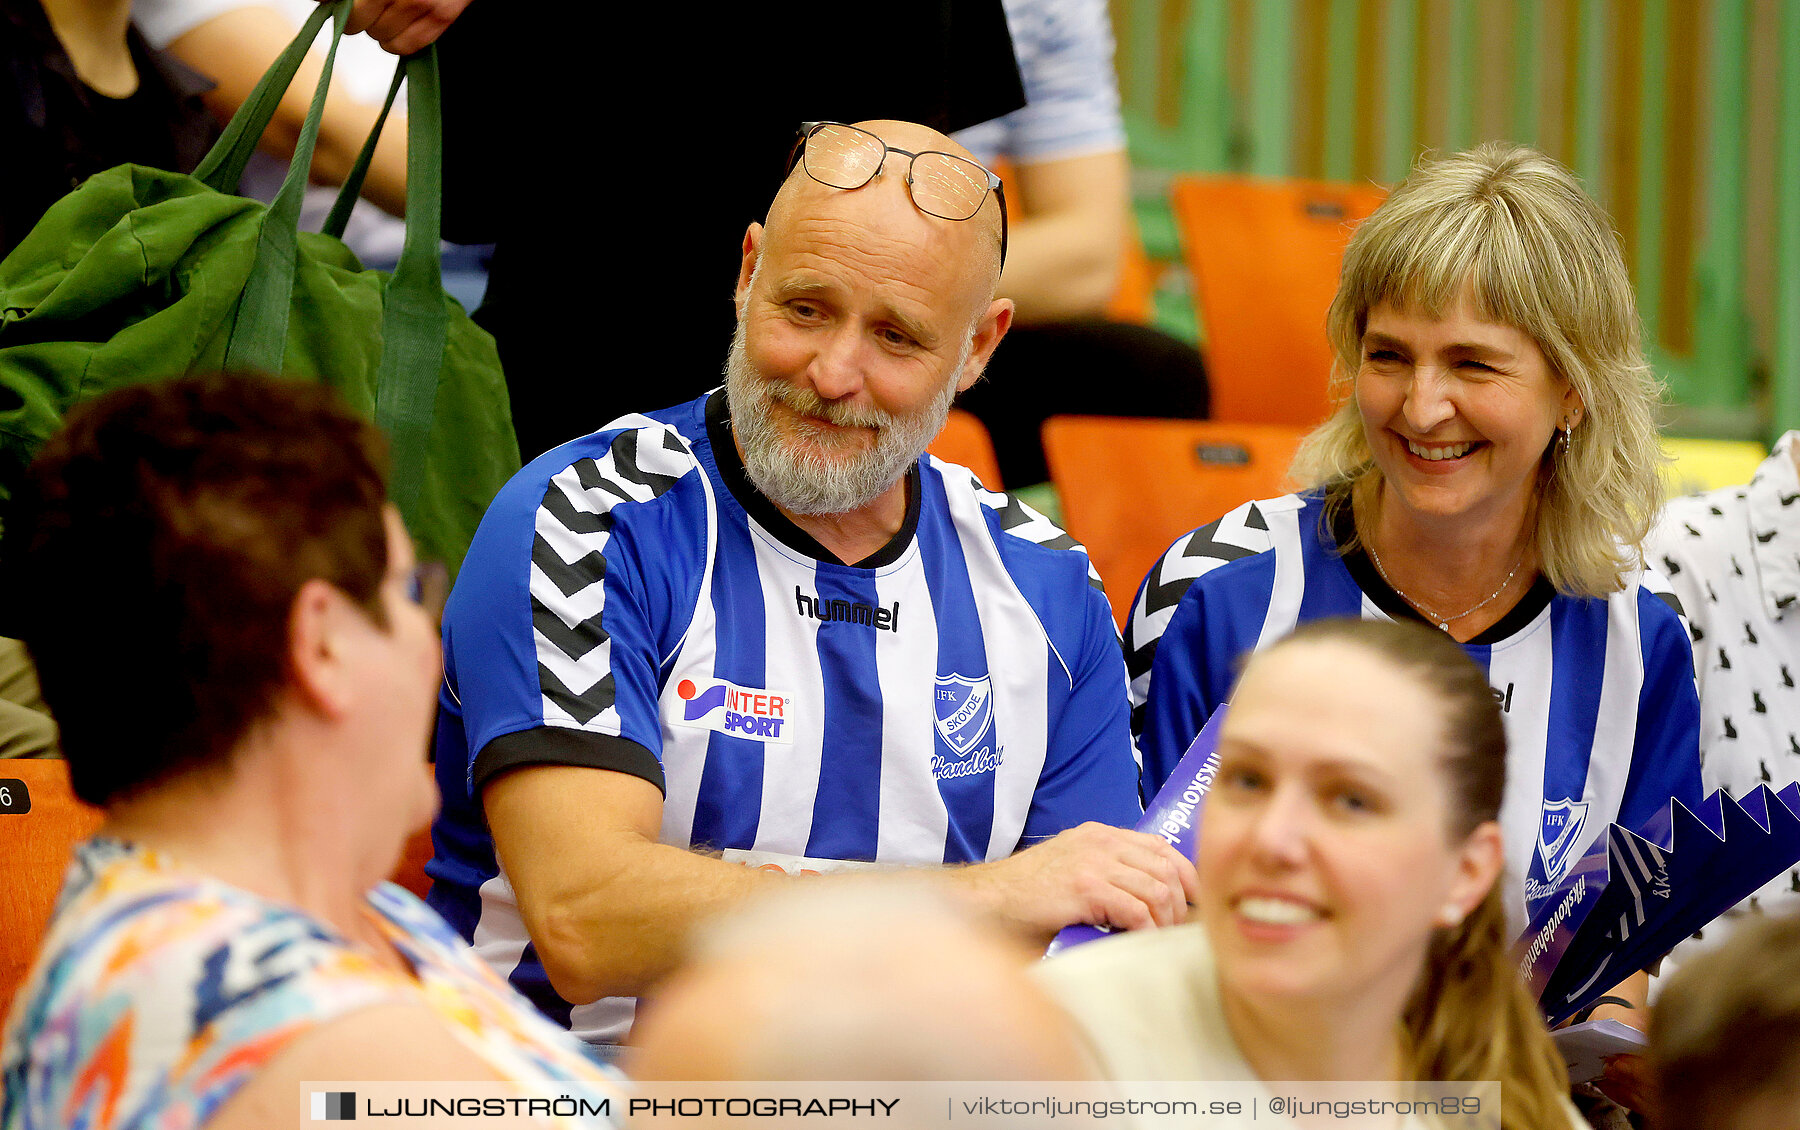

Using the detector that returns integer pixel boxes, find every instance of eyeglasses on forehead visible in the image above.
[787,121,1008,267]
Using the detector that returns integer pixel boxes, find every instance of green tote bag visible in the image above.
[0,1,518,577]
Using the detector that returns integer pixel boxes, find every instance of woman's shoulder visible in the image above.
[1038,921,1213,990]
[3,842,410,1130]
[1036,925,1255,1081]
[1033,923,1254,1081]
[23,840,383,997]
[1131,494,1313,618]
[1551,561,1694,651]
[1166,493,1312,566]
[362,883,617,1084]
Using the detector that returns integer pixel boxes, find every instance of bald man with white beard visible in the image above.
[425,120,1194,1056]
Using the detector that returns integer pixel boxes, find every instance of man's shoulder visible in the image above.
[1651,481,1752,557]
[930,458,1102,586]
[499,403,712,527]
[1574,561,1698,661]
[454,404,713,608]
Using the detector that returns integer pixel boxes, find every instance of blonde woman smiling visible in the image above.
[1041,619,1582,1130]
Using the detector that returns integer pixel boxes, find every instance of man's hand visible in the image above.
[947,822,1198,944]
[341,0,472,54]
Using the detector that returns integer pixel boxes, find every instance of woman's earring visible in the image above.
[1556,421,1572,459]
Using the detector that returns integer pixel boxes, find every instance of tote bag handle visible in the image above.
[195,0,449,517]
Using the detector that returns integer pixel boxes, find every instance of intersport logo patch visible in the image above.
[671,677,793,743]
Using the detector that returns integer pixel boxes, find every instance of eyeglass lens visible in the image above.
[802,123,994,222]
[409,561,449,621]
[803,123,887,188]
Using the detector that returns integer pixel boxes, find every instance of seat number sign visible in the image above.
[0,778,31,813]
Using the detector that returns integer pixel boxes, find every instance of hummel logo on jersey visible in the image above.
[794,587,900,632]
[673,677,792,743]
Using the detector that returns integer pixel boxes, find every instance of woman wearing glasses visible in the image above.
[1040,619,1584,1130]
[0,376,619,1130]
[1126,144,1701,943]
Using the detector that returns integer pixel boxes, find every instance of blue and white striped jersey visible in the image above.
[1125,493,1704,929]
[427,392,1141,1044]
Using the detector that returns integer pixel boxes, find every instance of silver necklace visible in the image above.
[1365,541,1525,631]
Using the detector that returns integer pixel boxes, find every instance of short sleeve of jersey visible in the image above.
[1622,577,1706,836]
[130,0,249,49]
[1124,501,1280,794]
[1024,554,1142,838]
[441,421,708,795]
[131,0,406,106]
[951,0,1126,166]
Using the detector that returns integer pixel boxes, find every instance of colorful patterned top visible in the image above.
[1,838,622,1129]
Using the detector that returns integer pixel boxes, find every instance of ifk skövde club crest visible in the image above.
[933,672,994,756]
[1538,796,1591,884]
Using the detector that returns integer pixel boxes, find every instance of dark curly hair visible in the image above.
[11,373,391,806]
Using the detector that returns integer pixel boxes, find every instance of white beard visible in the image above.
[724,321,964,516]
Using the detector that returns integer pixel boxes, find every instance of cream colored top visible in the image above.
[1034,922,1585,1129]
[1037,922,1254,1081]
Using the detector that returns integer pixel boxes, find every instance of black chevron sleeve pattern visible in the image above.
[1123,502,1272,724]
[531,426,696,729]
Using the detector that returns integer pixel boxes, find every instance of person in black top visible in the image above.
[0,0,219,257]
[342,0,1026,461]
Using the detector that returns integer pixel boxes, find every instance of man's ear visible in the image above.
[955,298,1015,393]
[734,223,764,320]
[286,578,357,720]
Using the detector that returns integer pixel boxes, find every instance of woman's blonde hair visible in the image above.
[1404,887,1570,1130]
[1291,142,1665,598]
[1260,620,1571,1130]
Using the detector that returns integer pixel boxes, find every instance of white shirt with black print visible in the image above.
[1648,430,1800,959]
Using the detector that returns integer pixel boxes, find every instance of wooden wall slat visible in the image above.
[1115,0,1787,427]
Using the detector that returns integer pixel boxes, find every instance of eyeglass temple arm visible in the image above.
[994,180,1009,268]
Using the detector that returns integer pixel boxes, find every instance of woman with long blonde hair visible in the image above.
[1125,143,1701,938]
[1042,619,1581,1130]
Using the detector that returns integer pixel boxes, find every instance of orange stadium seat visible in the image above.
[0,759,104,1020]
[928,409,1004,491]
[1169,175,1386,428]
[1043,416,1309,624]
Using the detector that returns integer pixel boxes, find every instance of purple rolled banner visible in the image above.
[1044,704,1229,956]
[1519,783,1800,1026]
